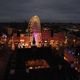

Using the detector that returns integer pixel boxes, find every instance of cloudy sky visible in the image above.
[0,0,80,22]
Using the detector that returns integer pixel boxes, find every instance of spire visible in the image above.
[32,36,36,45]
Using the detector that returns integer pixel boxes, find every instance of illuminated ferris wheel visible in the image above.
[28,15,41,36]
[28,15,42,46]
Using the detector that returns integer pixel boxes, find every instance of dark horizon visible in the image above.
[0,20,80,24]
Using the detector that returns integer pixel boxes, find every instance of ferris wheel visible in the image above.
[28,15,41,36]
[28,15,42,46]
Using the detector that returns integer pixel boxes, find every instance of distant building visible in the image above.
[42,27,51,43]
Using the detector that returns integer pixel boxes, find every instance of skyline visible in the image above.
[0,0,80,23]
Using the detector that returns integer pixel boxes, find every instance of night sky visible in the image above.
[0,0,80,22]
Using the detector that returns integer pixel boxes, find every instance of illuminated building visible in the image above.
[42,27,51,43]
